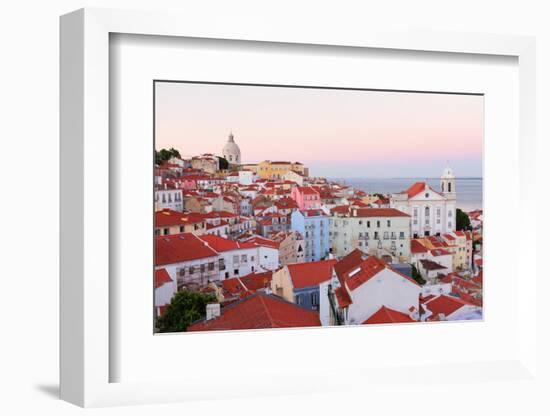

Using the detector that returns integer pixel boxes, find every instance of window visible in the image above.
[448,182,452,192]
[399,231,405,239]
[311,292,318,306]
[383,231,389,240]
[425,206,430,217]
[200,264,205,273]
[296,294,302,305]
[163,228,169,235]
[359,242,363,247]
[189,266,195,275]
[251,256,255,262]
[425,193,429,198]
[233,255,239,264]
[376,221,380,228]
[154,229,160,236]
[234,269,239,275]
[219,258,225,270]
[413,208,418,217]
[178,268,185,277]
[179,226,184,232]
[374,231,379,239]
[241,254,247,263]
[387,220,391,227]
[367,221,371,228]
[208,262,215,271]
[359,220,362,225]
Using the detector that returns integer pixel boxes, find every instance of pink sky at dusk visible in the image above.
[155,82,483,178]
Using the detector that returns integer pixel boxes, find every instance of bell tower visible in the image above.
[440,164,456,199]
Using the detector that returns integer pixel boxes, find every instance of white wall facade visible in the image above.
[330,214,411,261]
[391,189,455,238]
[345,268,421,325]
[155,189,184,212]
[154,280,177,311]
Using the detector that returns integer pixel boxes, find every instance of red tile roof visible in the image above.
[187,293,321,331]
[155,233,218,266]
[403,182,427,198]
[222,271,273,299]
[287,259,337,289]
[411,240,429,254]
[333,249,367,281]
[353,208,410,218]
[330,205,351,215]
[340,256,421,291]
[423,294,471,317]
[335,286,352,308]
[363,306,416,324]
[154,268,173,289]
[430,248,452,257]
[245,236,280,249]
[199,234,257,252]
[296,186,320,196]
[155,209,205,227]
[344,256,388,291]
[419,259,447,271]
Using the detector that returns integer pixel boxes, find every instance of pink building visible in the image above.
[290,186,321,211]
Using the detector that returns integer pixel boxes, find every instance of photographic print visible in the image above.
[153,81,483,333]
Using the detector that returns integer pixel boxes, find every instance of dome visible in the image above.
[222,132,241,165]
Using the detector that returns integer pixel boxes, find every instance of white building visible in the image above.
[154,268,176,317]
[222,132,241,166]
[330,207,411,262]
[390,167,456,238]
[155,187,184,212]
[238,170,256,185]
[329,253,421,325]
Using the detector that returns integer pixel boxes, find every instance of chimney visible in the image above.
[353,209,357,217]
[206,303,221,321]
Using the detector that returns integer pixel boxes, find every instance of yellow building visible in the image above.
[245,160,309,180]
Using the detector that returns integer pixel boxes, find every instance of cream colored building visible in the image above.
[190,154,219,174]
[330,207,411,262]
[277,231,305,266]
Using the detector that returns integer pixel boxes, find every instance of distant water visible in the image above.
[330,177,483,212]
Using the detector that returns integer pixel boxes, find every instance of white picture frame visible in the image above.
[60,7,539,408]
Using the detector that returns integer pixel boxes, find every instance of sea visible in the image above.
[329,177,483,212]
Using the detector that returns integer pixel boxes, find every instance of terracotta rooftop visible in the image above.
[287,259,337,289]
[363,306,416,324]
[187,293,321,331]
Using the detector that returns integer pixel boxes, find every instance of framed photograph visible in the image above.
[60,8,538,408]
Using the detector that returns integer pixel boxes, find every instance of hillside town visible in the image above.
[154,133,483,332]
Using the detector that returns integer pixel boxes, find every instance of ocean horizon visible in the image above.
[328,177,483,212]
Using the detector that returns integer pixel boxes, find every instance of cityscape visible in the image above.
[154,83,483,333]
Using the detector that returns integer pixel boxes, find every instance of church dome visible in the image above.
[222,132,241,165]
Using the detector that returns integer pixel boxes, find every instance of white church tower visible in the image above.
[222,132,241,166]
[440,165,456,200]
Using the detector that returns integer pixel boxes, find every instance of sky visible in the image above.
[155,82,483,178]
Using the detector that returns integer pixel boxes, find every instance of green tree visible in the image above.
[218,156,229,170]
[410,264,426,285]
[156,290,216,333]
[155,147,182,165]
[456,208,472,231]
